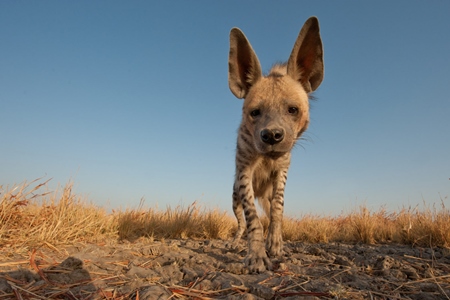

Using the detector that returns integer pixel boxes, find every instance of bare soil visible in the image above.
[1,239,449,299]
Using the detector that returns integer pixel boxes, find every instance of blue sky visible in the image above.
[1,1,449,216]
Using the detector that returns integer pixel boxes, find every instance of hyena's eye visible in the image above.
[250,109,261,117]
[288,107,299,115]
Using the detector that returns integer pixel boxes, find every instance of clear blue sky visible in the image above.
[1,1,449,216]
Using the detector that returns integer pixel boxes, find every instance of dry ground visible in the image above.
[0,180,449,299]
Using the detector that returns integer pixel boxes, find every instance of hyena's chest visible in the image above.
[251,156,290,198]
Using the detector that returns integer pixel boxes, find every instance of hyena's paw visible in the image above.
[226,240,242,251]
[266,232,284,257]
[244,245,272,273]
[226,235,244,251]
[226,228,245,249]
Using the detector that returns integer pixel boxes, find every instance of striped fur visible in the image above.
[228,17,324,273]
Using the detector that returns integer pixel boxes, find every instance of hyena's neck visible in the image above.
[236,124,257,158]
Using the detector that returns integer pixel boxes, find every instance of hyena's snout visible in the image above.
[260,128,285,145]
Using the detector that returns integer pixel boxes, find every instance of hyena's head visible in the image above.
[228,17,324,158]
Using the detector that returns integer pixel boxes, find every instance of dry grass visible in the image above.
[1,179,449,251]
[116,200,234,241]
[0,179,116,251]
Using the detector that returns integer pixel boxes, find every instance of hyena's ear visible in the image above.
[287,17,324,93]
[228,28,262,99]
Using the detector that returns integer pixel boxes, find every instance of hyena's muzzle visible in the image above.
[260,127,284,146]
[256,123,294,158]
[251,104,305,158]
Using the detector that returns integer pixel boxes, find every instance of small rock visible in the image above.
[390,269,407,280]
[139,285,172,300]
[308,246,325,256]
[402,265,420,280]
[334,255,355,267]
[181,267,199,282]
[59,257,84,269]
[185,240,197,248]
[159,264,184,284]
[418,282,438,292]
[211,272,244,289]
[225,262,246,274]
[374,256,400,271]
[248,283,275,300]
[126,266,159,279]
[277,262,288,271]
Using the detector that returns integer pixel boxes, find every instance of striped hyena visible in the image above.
[228,17,324,273]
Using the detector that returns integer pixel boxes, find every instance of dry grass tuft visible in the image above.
[343,205,397,244]
[282,214,337,243]
[0,179,116,251]
[396,199,450,247]
[1,179,449,251]
[116,201,235,241]
[201,208,235,239]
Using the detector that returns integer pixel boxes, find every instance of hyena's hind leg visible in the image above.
[229,189,246,248]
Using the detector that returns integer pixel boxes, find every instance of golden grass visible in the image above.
[1,179,449,251]
[116,200,234,241]
[0,179,116,251]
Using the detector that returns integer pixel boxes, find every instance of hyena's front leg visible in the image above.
[237,172,272,273]
[266,169,288,257]
[229,189,245,248]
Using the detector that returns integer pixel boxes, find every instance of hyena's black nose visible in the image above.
[260,128,285,145]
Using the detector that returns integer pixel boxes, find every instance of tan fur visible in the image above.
[228,17,324,273]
